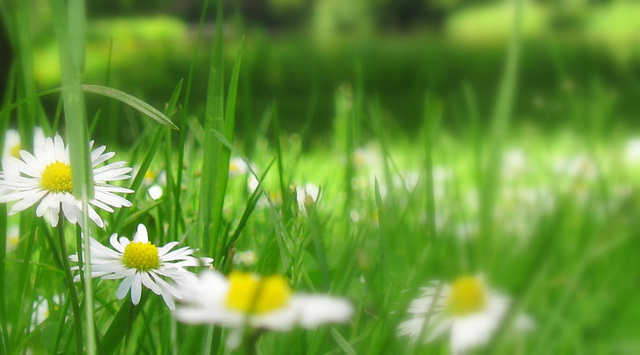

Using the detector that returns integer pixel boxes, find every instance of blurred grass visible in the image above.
[24,5,640,146]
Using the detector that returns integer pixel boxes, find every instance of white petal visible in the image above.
[110,233,126,253]
[291,295,353,328]
[139,271,162,295]
[117,276,134,299]
[130,275,142,305]
[135,224,148,243]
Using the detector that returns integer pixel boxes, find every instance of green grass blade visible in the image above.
[112,126,165,232]
[100,293,149,355]
[82,85,177,129]
[478,0,523,268]
[422,93,443,245]
[198,0,226,258]
[48,0,99,353]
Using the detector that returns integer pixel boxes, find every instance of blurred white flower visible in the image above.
[136,167,166,200]
[501,148,528,181]
[296,183,320,211]
[5,225,19,253]
[0,133,133,228]
[398,276,533,354]
[553,154,598,181]
[70,224,213,310]
[229,157,249,178]
[31,294,63,330]
[2,129,21,165]
[247,174,260,194]
[353,146,382,170]
[174,270,353,348]
[624,137,640,166]
[393,171,420,192]
[148,185,164,200]
[2,128,45,175]
[232,250,256,266]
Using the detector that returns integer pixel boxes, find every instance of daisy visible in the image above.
[398,275,533,355]
[70,224,212,310]
[174,270,353,347]
[0,132,133,228]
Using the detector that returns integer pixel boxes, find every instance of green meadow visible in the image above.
[1,0,640,354]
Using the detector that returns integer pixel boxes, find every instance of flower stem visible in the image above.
[56,217,84,354]
[81,201,97,355]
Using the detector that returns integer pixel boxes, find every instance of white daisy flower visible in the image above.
[0,133,133,228]
[174,270,353,347]
[70,224,213,310]
[398,276,533,355]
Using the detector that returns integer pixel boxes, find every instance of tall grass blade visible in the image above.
[478,0,522,268]
[198,0,227,258]
[49,0,96,353]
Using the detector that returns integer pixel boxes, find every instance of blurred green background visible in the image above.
[3,0,640,144]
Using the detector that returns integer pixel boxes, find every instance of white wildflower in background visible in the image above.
[5,224,19,253]
[553,154,599,182]
[2,128,45,174]
[132,166,166,200]
[2,129,21,167]
[0,133,133,227]
[174,270,353,348]
[247,174,259,193]
[31,294,63,330]
[398,276,533,355]
[393,171,420,192]
[145,169,166,200]
[501,148,528,181]
[229,157,249,178]
[353,145,382,171]
[296,183,320,211]
[70,224,213,310]
[232,250,256,266]
[624,137,640,166]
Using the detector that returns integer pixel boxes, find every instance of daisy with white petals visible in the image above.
[70,224,212,310]
[398,275,533,355]
[174,270,353,347]
[0,132,133,227]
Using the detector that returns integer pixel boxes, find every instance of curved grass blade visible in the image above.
[82,84,178,130]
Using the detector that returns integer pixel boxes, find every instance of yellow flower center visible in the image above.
[40,161,73,193]
[10,143,21,158]
[225,272,291,314]
[122,242,160,271]
[144,170,156,184]
[447,276,487,316]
